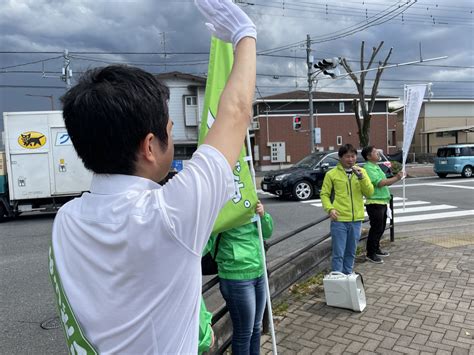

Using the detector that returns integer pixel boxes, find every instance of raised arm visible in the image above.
[195,0,257,167]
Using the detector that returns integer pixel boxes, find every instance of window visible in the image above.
[461,147,474,157]
[388,129,396,147]
[336,136,343,146]
[185,96,197,106]
[339,102,345,112]
[174,145,197,160]
[184,95,198,126]
[358,101,366,118]
[321,154,339,167]
[436,131,456,138]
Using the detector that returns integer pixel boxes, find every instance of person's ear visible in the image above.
[140,133,156,163]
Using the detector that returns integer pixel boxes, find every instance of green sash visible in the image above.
[49,246,98,355]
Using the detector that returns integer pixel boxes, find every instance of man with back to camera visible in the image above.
[361,146,404,264]
[50,0,257,353]
[320,144,374,275]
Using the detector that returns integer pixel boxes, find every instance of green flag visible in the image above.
[199,37,257,234]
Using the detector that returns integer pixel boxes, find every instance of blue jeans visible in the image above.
[331,221,362,274]
[219,276,266,355]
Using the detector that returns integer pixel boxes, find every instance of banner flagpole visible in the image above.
[245,130,278,354]
[403,84,407,211]
[402,83,428,211]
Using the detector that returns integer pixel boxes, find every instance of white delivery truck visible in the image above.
[0,111,92,221]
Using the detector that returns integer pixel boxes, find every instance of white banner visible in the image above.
[402,84,427,169]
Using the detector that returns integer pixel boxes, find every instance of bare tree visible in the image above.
[341,41,392,148]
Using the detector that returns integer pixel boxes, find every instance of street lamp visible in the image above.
[25,94,55,110]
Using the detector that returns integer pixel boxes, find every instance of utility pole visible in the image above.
[306,34,315,153]
[62,49,72,89]
[160,32,169,71]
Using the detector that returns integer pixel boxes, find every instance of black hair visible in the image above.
[61,65,170,175]
[338,144,358,158]
[361,146,375,161]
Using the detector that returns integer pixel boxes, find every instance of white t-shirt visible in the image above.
[52,145,234,354]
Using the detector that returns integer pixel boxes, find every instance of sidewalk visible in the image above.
[405,163,436,178]
[261,228,474,354]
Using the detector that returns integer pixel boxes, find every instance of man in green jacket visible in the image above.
[321,144,374,274]
[361,146,404,263]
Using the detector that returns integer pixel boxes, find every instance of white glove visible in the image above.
[195,0,256,48]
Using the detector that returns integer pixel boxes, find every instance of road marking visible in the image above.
[301,199,321,204]
[368,204,456,215]
[391,179,474,188]
[393,201,429,207]
[394,210,474,223]
[430,184,474,190]
[393,197,406,201]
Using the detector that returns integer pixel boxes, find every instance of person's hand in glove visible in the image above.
[195,0,257,48]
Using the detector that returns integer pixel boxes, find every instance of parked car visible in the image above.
[261,150,393,201]
[434,144,474,178]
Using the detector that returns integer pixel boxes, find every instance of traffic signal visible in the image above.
[315,57,340,78]
[292,115,302,130]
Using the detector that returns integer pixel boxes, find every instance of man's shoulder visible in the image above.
[364,162,379,172]
[326,166,341,177]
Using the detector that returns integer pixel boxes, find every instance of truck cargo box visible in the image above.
[3,111,92,201]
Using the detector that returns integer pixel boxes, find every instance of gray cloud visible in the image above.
[1,0,473,128]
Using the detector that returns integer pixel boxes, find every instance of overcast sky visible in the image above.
[1,0,473,127]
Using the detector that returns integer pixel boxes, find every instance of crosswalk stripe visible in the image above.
[393,204,456,214]
[394,210,474,223]
[301,199,321,204]
[310,200,430,209]
[430,183,474,190]
[364,204,456,216]
[393,201,429,207]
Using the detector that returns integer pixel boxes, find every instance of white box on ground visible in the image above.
[323,272,366,312]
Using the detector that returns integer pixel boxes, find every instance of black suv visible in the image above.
[261,150,393,201]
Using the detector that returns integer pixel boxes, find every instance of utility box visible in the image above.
[269,142,286,163]
[3,111,92,202]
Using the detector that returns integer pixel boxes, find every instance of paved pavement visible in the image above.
[404,163,436,178]
[261,222,474,354]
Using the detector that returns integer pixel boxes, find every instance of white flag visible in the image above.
[402,84,427,169]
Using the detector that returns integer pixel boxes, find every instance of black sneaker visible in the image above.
[376,249,390,257]
[366,254,384,264]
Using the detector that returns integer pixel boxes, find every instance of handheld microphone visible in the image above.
[352,166,363,179]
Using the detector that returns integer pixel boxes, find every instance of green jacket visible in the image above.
[205,213,273,280]
[364,161,391,204]
[198,299,213,354]
[320,163,374,222]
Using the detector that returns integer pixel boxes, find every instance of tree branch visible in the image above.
[369,46,393,113]
[341,58,360,91]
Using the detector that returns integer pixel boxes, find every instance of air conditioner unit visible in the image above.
[251,121,260,130]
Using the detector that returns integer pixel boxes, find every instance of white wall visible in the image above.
[424,101,474,119]
[162,77,205,143]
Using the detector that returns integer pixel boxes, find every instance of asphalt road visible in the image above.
[1,175,473,354]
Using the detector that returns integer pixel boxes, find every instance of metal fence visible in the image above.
[203,196,395,353]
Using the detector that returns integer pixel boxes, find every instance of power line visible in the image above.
[257,0,417,55]
[0,56,62,70]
